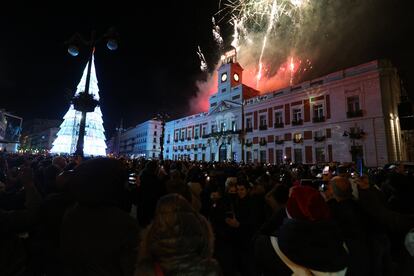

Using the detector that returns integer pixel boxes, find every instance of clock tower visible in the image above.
[209,47,245,112]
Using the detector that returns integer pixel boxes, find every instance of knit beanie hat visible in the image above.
[286,185,331,221]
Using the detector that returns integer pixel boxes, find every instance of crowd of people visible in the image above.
[1,152,414,275]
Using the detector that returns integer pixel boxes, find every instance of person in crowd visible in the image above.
[186,166,203,212]
[356,174,414,275]
[225,180,260,276]
[136,160,165,227]
[0,166,41,276]
[135,193,221,275]
[52,156,67,172]
[255,185,348,276]
[60,158,140,276]
[402,228,414,274]
[29,168,76,275]
[258,183,289,236]
[328,176,372,275]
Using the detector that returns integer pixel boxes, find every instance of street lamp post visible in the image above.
[67,28,118,157]
[155,112,169,161]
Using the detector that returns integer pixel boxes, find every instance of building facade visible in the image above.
[110,119,162,159]
[164,49,259,162]
[163,53,407,167]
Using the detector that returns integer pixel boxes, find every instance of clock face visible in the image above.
[233,73,239,82]
[221,73,227,82]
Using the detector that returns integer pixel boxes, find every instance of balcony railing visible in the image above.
[245,127,253,132]
[314,136,326,142]
[275,140,284,145]
[174,139,178,143]
[194,136,199,140]
[292,119,303,126]
[349,132,365,139]
[259,124,268,130]
[245,141,253,147]
[343,129,365,140]
[347,109,363,118]
[180,138,185,142]
[187,137,191,141]
[259,140,267,146]
[274,122,284,128]
[312,116,325,123]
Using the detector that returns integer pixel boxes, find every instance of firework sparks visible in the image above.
[289,56,295,85]
[212,17,224,49]
[196,45,208,72]
[220,0,311,89]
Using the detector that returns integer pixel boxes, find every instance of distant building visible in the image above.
[162,50,409,167]
[108,119,162,159]
[0,110,23,152]
[21,118,62,152]
[22,119,62,136]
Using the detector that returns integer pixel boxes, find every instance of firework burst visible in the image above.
[212,17,224,50]
[196,46,208,72]
[218,0,311,89]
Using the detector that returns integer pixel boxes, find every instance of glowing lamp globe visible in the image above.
[68,45,79,56]
[106,39,118,51]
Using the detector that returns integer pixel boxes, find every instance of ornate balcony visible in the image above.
[314,136,326,142]
[245,141,253,147]
[343,130,365,139]
[292,119,303,126]
[274,122,284,128]
[275,140,284,145]
[347,109,363,118]
[259,125,268,130]
[312,116,325,123]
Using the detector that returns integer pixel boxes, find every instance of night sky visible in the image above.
[1,1,413,138]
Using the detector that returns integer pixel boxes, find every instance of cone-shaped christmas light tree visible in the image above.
[51,54,106,156]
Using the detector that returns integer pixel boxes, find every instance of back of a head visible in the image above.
[271,184,289,205]
[52,156,67,171]
[43,164,61,193]
[72,158,128,206]
[187,166,202,183]
[144,160,158,173]
[330,176,352,200]
[145,194,213,260]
